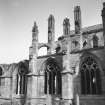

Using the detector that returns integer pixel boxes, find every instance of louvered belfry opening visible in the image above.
[44,58,62,95]
[80,56,102,95]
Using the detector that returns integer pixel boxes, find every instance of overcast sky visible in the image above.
[0,0,104,64]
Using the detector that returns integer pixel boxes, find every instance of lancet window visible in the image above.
[80,56,101,95]
[16,62,28,94]
[44,58,62,95]
[93,35,98,48]
[0,67,2,86]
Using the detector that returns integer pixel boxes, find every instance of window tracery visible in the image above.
[80,56,101,94]
[44,58,62,95]
[16,62,28,95]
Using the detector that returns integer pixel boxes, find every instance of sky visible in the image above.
[0,0,104,64]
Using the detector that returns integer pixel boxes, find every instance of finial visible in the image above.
[32,21,38,32]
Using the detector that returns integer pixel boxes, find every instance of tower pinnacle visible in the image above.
[47,14,55,54]
[63,18,70,35]
[74,6,82,34]
[48,14,55,43]
[32,22,38,33]
[32,21,38,48]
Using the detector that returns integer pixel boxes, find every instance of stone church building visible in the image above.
[0,2,105,105]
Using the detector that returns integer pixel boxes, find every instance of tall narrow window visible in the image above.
[44,58,62,95]
[19,74,27,94]
[16,62,28,94]
[80,56,101,95]
[0,67,2,96]
[93,35,98,48]
[0,67,2,86]
[16,74,19,94]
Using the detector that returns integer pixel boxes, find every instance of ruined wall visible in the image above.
[0,60,29,105]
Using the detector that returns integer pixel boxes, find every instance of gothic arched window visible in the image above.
[93,35,98,48]
[0,67,2,86]
[44,58,62,95]
[80,56,101,95]
[0,67,3,96]
[16,62,28,94]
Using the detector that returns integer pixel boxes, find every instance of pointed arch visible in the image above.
[80,54,102,95]
[93,34,98,48]
[0,67,2,76]
[16,61,29,95]
[0,66,3,96]
[44,57,62,95]
[0,67,3,86]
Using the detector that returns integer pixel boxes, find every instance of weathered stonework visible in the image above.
[0,3,105,105]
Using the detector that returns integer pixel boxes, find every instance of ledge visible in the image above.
[70,46,104,54]
[37,46,104,59]
[79,95,105,99]
[27,73,44,76]
[37,52,65,59]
